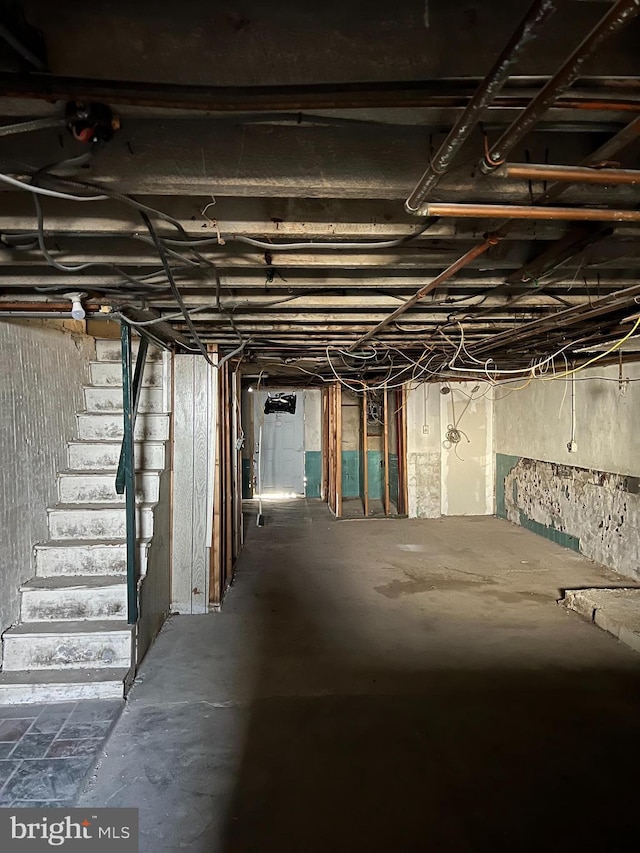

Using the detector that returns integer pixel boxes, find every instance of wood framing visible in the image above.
[382,387,390,516]
[361,388,369,517]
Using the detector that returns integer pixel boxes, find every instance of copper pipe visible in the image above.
[423,202,640,222]
[404,0,557,213]
[537,114,640,205]
[347,236,499,351]
[497,162,640,185]
[0,301,102,311]
[481,0,640,173]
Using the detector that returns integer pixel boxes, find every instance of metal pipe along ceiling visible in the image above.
[348,236,499,351]
[480,0,640,173]
[422,203,640,222]
[404,0,557,213]
[497,162,640,185]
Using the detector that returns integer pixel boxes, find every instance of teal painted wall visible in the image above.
[495,453,519,518]
[335,450,385,500]
[366,451,384,501]
[305,450,322,498]
[342,450,360,498]
[496,453,580,553]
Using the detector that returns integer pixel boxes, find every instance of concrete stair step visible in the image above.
[77,413,169,441]
[34,539,149,577]
[20,576,128,622]
[0,667,130,705]
[96,338,163,363]
[84,386,165,413]
[58,471,160,505]
[48,504,155,541]
[68,440,166,471]
[90,361,163,388]
[2,620,133,671]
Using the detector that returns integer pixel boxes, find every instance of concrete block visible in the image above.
[563,587,640,655]
[58,471,160,505]
[89,361,163,388]
[20,577,128,622]
[76,413,169,441]
[0,668,129,704]
[68,440,165,471]
[84,386,165,413]
[2,621,133,670]
[95,339,163,363]
[48,505,155,541]
[34,540,149,577]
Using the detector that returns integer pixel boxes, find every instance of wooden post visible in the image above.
[361,388,369,517]
[210,346,222,606]
[322,388,329,501]
[233,370,243,559]
[383,387,390,516]
[335,382,342,517]
[223,364,233,589]
[327,386,334,511]
[400,386,409,515]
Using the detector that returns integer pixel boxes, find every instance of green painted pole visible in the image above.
[120,322,138,625]
[116,335,148,495]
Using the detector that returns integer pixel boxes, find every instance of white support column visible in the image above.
[171,355,216,613]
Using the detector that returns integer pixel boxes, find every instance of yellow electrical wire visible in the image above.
[498,375,534,392]
[538,315,640,381]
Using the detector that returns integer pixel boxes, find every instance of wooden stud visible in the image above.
[209,345,222,606]
[383,387,390,516]
[361,387,369,517]
[400,385,409,515]
[335,382,342,518]
[321,388,329,501]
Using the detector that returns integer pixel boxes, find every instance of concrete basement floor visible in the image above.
[79,500,640,852]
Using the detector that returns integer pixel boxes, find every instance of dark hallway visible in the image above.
[79,500,640,851]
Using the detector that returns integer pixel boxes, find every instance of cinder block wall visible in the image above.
[494,364,640,579]
[0,320,94,637]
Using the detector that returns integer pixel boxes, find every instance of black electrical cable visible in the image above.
[140,210,236,367]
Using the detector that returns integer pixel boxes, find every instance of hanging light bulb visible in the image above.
[63,291,88,320]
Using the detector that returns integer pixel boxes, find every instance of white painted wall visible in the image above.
[406,382,493,517]
[440,383,493,516]
[0,319,94,637]
[406,384,441,518]
[171,354,216,614]
[494,363,640,476]
[304,389,322,452]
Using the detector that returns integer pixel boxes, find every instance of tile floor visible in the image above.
[0,699,122,807]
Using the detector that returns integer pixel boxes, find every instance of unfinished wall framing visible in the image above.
[324,382,408,518]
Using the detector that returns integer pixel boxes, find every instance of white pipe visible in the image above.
[257,424,263,525]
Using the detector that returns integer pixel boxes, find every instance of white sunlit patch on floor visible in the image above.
[397,544,425,552]
[255,493,304,501]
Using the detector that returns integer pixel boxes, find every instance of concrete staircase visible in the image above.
[0,339,169,704]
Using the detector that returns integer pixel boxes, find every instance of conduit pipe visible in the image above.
[496,162,640,185]
[405,0,557,213]
[421,202,640,222]
[480,0,640,173]
[347,235,499,351]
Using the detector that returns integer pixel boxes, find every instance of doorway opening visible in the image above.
[241,386,323,502]
[324,382,408,519]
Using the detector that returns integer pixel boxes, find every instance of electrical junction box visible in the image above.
[567,440,578,453]
[422,425,430,435]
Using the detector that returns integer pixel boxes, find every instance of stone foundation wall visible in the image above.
[498,454,640,581]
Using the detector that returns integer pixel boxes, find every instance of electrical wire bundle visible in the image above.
[0,115,638,380]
